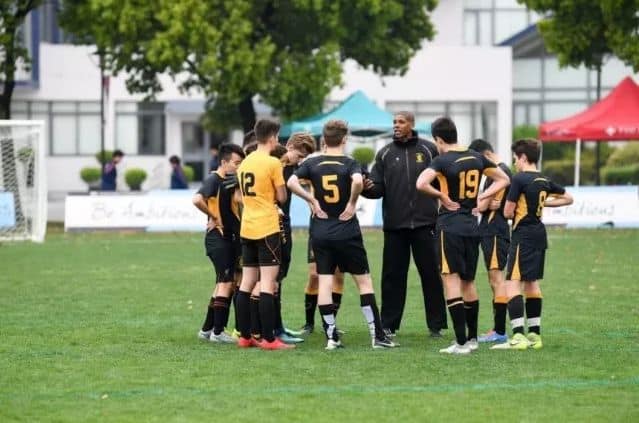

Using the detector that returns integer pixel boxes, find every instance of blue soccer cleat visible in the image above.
[478,330,508,343]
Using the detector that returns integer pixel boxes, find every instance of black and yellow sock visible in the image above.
[304,293,318,326]
[525,295,543,335]
[508,295,525,335]
[494,296,508,336]
[447,297,467,345]
[201,296,216,332]
[332,292,343,317]
[318,304,338,341]
[236,290,251,339]
[464,300,479,340]
[212,296,231,335]
[259,292,276,343]
[250,295,261,340]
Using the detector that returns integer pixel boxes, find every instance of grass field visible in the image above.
[1,227,638,422]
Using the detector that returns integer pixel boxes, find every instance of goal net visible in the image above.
[0,120,47,242]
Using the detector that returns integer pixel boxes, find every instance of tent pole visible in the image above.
[574,138,581,187]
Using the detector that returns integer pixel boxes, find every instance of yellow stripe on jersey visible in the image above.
[511,245,521,281]
[436,172,449,197]
[318,161,345,166]
[513,193,528,229]
[440,231,450,274]
[454,156,477,163]
[238,151,285,240]
[488,188,506,223]
[490,236,499,270]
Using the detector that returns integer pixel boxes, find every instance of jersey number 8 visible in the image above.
[458,169,480,200]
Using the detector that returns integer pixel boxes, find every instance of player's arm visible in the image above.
[275,184,287,206]
[503,174,522,219]
[477,196,491,212]
[544,183,573,208]
[416,168,459,211]
[478,166,510,202]
[287,174,327,218]
[339,172,362,221]
[192,193,211,217]
[362,152,384,199]
[503,200,516,219]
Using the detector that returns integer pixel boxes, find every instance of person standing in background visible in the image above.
[209,146,219,172]
[101,150,124,191]
[169,155,189,189]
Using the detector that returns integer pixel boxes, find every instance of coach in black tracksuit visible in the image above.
[362,112,447,336]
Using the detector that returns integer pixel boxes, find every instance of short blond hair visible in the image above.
[322,120,348,147]
[286,132,316,156]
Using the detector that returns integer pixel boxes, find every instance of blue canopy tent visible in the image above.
[279,91,430,138]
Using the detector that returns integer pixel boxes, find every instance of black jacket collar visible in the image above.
[392,130,419,146]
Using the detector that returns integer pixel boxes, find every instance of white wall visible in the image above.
[430,0,464,45]
[330,45,513,161]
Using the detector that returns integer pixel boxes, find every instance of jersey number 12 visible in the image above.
[240,172,256,197]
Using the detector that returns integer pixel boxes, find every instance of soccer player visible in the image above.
[416,117,510,354]
[468,139,512,344]
[193,143,246,343]
[287,119,396,350]
[492,139,573,350]
[235,119,294,350]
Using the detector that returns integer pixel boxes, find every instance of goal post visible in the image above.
[0,120,47,242]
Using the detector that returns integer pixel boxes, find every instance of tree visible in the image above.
[519,0,639,184]
[59,0,437,132]
[0,1,43,119]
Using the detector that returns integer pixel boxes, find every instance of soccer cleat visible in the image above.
[490,333,530,350]
[260,338,296,350]
[429,329,443,338]
[478,330,508,343]
[439,342,472,355]
[325,339,344,350]
[373,336,398,349]
[527,332,543,350]
[198,329,212,340]
[231,328,241,340]
[383,328,396,338]
[283,327,305,337]
[210,332,237,344]
[300,324,314,335]
[466,338,479,351]
[237,337,262,348]
[279,332,305,344]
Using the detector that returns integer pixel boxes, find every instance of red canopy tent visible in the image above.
[539,76,639,185]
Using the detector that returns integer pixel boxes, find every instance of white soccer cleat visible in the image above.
[439,342,472,355]
[198,329,212,341]
[325,339,344,350]
[467,338,479,351]
[210,332,237,344]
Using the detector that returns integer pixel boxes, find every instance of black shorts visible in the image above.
[506,238,546,281]
[307,235,315,264]
[480,235,510,271]
[278,221,292,281]
[312,236,369,275]
[205,231,241,283]
[241,232,281,267]
[439,231,480,281]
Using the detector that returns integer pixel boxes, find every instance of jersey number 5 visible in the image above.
[321,175,339,203]
[240,172,256,197]
[459,169,480,199]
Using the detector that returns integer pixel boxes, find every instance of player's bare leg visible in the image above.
[479,269,508,343]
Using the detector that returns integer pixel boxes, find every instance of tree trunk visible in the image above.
[595,65,602,185]
[0,31,17,120]
[238,94,256,134]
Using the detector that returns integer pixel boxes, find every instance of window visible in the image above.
[9,101,101,156]
[115,102,165,155]
[463,0,537,46]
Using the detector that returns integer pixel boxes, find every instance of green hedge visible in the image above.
[95,150,114,165]
[80,167,101,184]
[606,143,639,167]
[543,159,596,186]
[183,165,195,182]
[351,146,375,168]
[601,165,639,185]
[125,168,147,191]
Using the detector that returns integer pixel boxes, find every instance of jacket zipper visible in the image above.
[405,147,414,229]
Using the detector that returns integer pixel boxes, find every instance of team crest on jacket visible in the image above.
[416,153,424,163]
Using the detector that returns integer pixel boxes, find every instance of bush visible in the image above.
[543,158,596,186]
[606,143,639,167]
[124,168,147,191]
[351,146,375,169]
[512,124,538,141]
[17,146,34,163]
[601,165,639,185]
[183,165,195,182]
[80,167,101,184]
[95,150,114,165]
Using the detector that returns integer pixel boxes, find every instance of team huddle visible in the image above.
[193,114,573,354]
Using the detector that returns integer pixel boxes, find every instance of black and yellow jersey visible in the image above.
[197,170,241,241]
[429,147,498,235]
[237,150,285,239]
[281,164,296,217]
[479,162,512,239]
[506,171,565,243]
[294,154,362,241]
